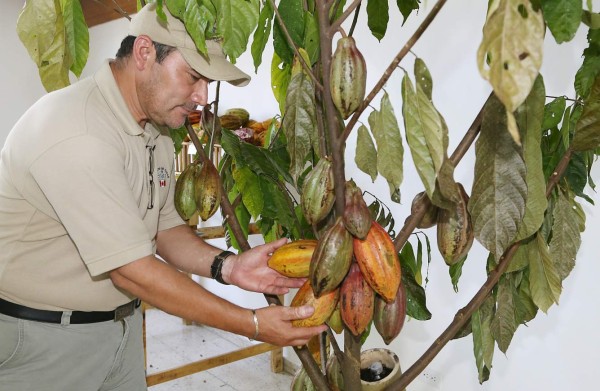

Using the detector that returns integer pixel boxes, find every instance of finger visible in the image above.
[285,304,315,321]
[264,237,289,254]
[273,276,306,289]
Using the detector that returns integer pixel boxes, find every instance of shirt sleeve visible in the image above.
[30,135,154,276]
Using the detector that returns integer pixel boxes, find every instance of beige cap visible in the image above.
[129,3,250,86]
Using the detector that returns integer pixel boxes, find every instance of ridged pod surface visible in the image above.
[290,368,316,391]
[301,158,335,225]
[224,107,250,126]
[436,183,474,265]
[291,279,339,327]
[411,191,440,229]
[174,162,201,220]
[194,161,222,221]
[353,222,401,302]
[267,239,317,278]
[326,354,344,391]
[309,217,353,297]
[326,304,344,334]
[330,36,367,119]
[340,263,375,336]
[342,180,373,239]
[374,280,407,345]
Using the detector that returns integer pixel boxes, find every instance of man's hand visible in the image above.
[251,304,328,346]
[222,238,306,294]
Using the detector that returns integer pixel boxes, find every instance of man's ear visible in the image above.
[133,35,155,70]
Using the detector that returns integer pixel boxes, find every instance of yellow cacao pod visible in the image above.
[411,191,440,229]
[306,333,330,366]
[174,162,200,220]
[330,36,367,119]
[301,158,335,226]
[374,280,407,345]
[353,222,401,303]
[340,263,375,336]
[309,217,353,297]
[291,279,339,327]
[436,183,474,265]
[194,161,221,221]
[342,180,373,239]
[267,239,317,278]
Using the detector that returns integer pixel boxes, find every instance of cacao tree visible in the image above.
[16,0,600,390]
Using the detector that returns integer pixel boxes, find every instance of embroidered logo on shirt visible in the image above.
[157,167,170,187]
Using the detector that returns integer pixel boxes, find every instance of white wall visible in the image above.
[2,1,599,390]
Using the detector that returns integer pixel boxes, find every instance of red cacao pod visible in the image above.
[343,180,373,239]
[374,280,407,345]
[340,263,375,336]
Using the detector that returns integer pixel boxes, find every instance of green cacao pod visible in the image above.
[219,114,244,130]
[174,162,201,220]
[309,217,353,297]
[342,180,372,239]
[340,263,375,336]
[330,36,367,119]
[224,107,250,127]
[326,303,344,334]
[436,183,474,265]
[301,158,335,226]
[411,191,440,229]
[326,354,345,391]
[374,280,407,345]
[290,368,316,391]
[194,161,222,221]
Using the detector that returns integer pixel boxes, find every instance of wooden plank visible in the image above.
[146,343,279,387]
[195,223,261,240]
[81,0,137,27]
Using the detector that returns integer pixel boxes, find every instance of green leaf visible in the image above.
[281,57,318,184]
[259,180,297,231]
[414,57,432,100]
[541,0,582,44]
[582,9,600,29]
[541,96,566,130]
[171,0,211,56]
[402,72,447,202]
[251,0,274,71]
[271,53,293,114]
[169,126,188,156]
[515,273,538,323]
[60,0,88,77]
[572,75,600,151]
[226,185,251,251]
[575,29,600,99]
[369,93,404,201]
[549,188,585,280]
[507,238,531,273]
[528,234,562,313]
[214,0,260,62]
[367,0,389,41]
[400,241,418,285]
[514,75,547,241]
[477,0,545,122]
[397,0,421,25]
[401,264,432,321]
[566,151,590,196]
[449,255,467,292]
[468,94,527,260]
[490,274,519,353]
[355,125,378,182]
[232,166,264,219]
[273,0,304,64]
[303,11,320,65]
[472,295,495,384]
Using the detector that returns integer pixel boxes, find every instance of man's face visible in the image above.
[139,49,210,128]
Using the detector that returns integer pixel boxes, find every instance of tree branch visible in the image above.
[341,0,449,142]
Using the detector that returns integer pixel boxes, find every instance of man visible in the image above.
[0,3,326,390]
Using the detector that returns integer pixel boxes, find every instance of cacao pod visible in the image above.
[301,158,335,226]
[309,217,353,297]
[353,222,401,302]
[307,333,330,366]
[194,161,222,221]
[436,183,474,265]
[374,280,407,345]
[291,368,316,391]
[174,162,201,220]
[291,279,339,327]
[224,107,250,127]
[411,191,440,229]
[267,239,317,278]
[340,263,375,336]
[330,36,367,119]
[219,114,244,130]
[326,304,344,334]
[326,354,345,391]
[342,179,372,239]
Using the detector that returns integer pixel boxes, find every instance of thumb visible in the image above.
[288,305,315,321]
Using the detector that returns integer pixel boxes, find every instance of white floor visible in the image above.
[145,309,295,391]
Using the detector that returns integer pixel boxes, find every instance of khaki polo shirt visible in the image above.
[0,60,185,311]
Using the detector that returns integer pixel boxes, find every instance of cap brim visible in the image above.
[179,47,250,87]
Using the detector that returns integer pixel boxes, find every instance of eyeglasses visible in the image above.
[147,145,156,210]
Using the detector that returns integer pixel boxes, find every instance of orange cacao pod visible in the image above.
[411,191,440,229]
[436,183,474,265]
[309,217,353,297]
[343,180,373,239]
[340,263,375,336]
[291,280,339,327]
[374,280,407,345]
[353,222,401,302]
[301,158,335,225]
[267,239,317,278]
[330,36,367,119]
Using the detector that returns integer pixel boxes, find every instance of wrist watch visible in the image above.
[210,250,234,285]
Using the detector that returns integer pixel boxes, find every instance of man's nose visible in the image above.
[191,80,209,106]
